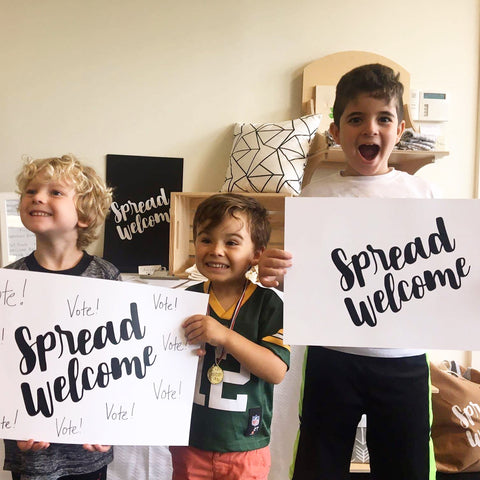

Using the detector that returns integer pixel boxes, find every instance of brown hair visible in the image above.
[17,154,113,249]
[192,193,271,251]
[332,63,404,126]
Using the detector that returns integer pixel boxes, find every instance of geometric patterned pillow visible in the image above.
[221,114,321,196]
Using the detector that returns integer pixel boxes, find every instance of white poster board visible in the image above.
[0,269,208,445]
[284,198,480,350]
[0,193,36,267]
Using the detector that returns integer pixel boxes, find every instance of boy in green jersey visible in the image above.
[170,193,290,480]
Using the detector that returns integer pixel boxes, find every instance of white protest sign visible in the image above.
[284,198,480,350]
[0,269,208,445]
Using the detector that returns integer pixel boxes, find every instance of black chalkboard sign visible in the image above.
[103,155,183,273]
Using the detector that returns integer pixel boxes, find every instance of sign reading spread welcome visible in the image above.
[104,155,183,273]
[0,269,207,445]
[284,198,480,350]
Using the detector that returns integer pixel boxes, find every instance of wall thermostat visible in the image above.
[418,91,449,122]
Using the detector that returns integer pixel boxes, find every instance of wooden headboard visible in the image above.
[302,50,416,128]
[301,51,445,188]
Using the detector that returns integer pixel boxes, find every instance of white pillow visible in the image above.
[221,114,321,195]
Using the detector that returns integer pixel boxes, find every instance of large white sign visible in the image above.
[0,269,207,445]
[284,198,480,350]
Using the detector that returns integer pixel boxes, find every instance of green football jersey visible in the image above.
[187,281,290,452]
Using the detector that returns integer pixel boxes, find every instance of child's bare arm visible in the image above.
[220,329,287,384]
[258,248,293,290]
[183,315,287,384]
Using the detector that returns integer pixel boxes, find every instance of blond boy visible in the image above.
[3,155,119,480]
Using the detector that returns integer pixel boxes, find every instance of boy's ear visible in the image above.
[329,122,340,145]
[77,218,89,229]
[396,120,406,143]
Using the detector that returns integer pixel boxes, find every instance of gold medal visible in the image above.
[207,364,224,384]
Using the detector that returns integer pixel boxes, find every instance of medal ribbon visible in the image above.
[207,279,248,365]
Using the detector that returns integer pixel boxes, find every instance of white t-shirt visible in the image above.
[302,168,438,199]
[301,168,437,358]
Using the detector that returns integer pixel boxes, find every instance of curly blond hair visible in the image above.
[16,155,113,249]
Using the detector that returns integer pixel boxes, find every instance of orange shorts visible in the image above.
[169,445,271,480]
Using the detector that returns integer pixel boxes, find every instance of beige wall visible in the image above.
[1,0,478,201]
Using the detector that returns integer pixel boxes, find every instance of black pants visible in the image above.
[291,347,433,480]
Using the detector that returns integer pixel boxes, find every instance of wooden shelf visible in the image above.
[328,146,448,174]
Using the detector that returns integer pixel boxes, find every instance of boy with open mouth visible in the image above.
[258,64,438,479]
